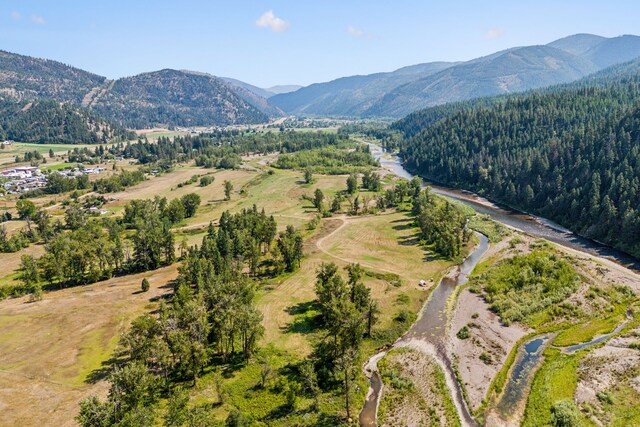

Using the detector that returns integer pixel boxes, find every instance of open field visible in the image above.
[0,265,177,426]
[0,149,461,425]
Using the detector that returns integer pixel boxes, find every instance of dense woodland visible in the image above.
[0,98,133,144]
[399,72,640,257]
[115,131,352,169]
[273,145,379,174]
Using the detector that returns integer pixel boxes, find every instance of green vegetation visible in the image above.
[412,187,471,258]
[0,98,133,144]
[274,145,379,174]
[457,325,470,340]
[469,250,580,326]
[522,348,586,427]
[199,175,214,187]
[468,214,510,243]
[399,71,640,257]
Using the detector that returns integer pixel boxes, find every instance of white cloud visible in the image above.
[256,10,289,33]
[31,15,46,25]
[10,11,21,21]
[347,26,364,38]
[485,28,505,40]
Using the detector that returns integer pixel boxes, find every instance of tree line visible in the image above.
[76,208,305,426]
[0,98,134,144]
[12,193,202,293]
[399,73,640,258]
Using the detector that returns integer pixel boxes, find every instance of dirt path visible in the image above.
[315,215,409,277]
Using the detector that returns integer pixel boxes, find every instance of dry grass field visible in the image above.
[0,154,458,425]
[0,266,178,426]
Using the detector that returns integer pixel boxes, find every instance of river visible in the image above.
[369,144,640,273]
[359,233,489,427]
[360,144,640,426]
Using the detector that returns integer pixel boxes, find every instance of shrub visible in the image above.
[141,278,150,292]
[479,352,493,365]
[199,175,215,187]
[629,342,640,350]
[551,400,579,427]
[457,325,470,340]
[394,309,416,324]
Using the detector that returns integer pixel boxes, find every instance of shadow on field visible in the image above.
[284,301,323,334]
[85,355,123,384]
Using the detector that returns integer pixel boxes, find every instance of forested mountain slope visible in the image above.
[0,50,106,103]
[0,51,277,128]
[0,98,133,144]
[398,72,640,257]
[75,69,269,128]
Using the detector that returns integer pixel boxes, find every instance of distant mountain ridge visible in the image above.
[0,51,280,128]
[2,33,640,126]
[272,33,640,118]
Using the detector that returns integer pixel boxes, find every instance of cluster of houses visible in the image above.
[1,166,108,194]
[1,166,46,193]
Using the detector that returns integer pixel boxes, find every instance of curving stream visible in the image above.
[360,144,640,426]
[359,233,489,427]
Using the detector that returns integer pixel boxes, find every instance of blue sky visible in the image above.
[1,1,638,87]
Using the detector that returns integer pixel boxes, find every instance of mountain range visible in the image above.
[0,51,284,128]
[0,33,639,128]
[271,34,640,117]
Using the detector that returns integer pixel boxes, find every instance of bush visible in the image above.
[479,352,493,365]
[141,278,150,292]
[394,309,416,324]
[199,175,215,187]
[551,399,579,427]
[457,325,470,340]
[629,342,640,350]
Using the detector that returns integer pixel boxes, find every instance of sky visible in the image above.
[1,1,639,88]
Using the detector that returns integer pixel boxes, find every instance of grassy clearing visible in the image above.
[469,214,510,243]
[554,307,627,347]
[0,265,178,424]
[522,348,592,427]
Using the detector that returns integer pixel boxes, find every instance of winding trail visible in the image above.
[314,215,407,277]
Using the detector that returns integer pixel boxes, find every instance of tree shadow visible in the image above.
[391,219,414,231]
[283,301,323,334]
[265,403,295,420]
[85,355,123,384]
[397,233,420,246]
[313,413,346,426]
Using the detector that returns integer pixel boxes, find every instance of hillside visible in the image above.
[391,57,640,139]
[364,45,598,117]
[266,84,303,95]
[0,98,133,144]
[0,50,106,104]
[87,69,269,128]
[272,33,640,118]
[547,33,607,56]
[220,76,284,117]
[269,62,456,116]
[398,69,640,257]
[0,51,276,128]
